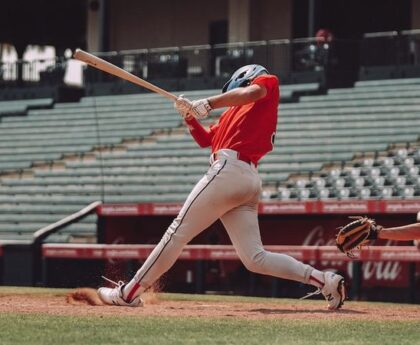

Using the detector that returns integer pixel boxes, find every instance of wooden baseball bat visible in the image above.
[73,49,178,101]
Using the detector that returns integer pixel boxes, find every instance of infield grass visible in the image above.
[1,313,419,345]
[0,287,419,345]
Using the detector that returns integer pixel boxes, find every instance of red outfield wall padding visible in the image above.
[42,244,420,262]
[95,201,419,288]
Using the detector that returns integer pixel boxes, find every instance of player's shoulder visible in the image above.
[252,74,279,87]
[254,74,279,83]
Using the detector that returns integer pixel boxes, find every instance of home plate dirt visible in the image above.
[0,289,418,321]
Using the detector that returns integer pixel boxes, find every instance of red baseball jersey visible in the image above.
[186,75,279,164]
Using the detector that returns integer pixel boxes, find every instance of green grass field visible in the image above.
[0,287,419,345]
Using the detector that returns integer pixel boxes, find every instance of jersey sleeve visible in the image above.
[184,117,217,148]
[251,75,280,102]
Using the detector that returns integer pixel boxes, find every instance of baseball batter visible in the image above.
[98,65,346,309]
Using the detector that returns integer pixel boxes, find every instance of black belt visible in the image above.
[211,152,256,167]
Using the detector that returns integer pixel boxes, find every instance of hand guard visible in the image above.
[335,216,381,258]
[175,96,212,120]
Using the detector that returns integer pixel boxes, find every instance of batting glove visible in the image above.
[175,95,191,112]
[175,95,212,120]
[175,95,193,120]
[190,99,212,119]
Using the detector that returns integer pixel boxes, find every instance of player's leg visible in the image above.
[98,159,257,305]
[220,193,345,309]
[220,202,313,283]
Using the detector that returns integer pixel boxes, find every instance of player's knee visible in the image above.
[161,231,187,249]
[242,250,267,273]
[161,220,192,247]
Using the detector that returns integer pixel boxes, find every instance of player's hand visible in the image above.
[174,95,193,120]
[175,95,191,113]
[190,98,212,119]
[175,95,212,120]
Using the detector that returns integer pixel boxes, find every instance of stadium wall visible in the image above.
[88,201,420,302]
[412,0,420,29]
[1,200,418,302]
[105,0,292,51]
[108,0,228,50]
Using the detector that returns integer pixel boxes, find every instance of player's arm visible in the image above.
[175,84,267,120]
[207,84,267,109]
[175,84,267,148]
[377,222,420,241]
[183,117,214,148]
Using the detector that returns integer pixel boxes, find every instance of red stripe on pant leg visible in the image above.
[136,160,227,284]
[126,283,141,302]
[309,275,324,288]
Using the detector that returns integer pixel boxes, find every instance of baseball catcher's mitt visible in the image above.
[336,216,382,257]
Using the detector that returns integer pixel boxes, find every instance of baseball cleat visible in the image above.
[98,276,143,307]
[300,271,346,310]
[321,271,346,310]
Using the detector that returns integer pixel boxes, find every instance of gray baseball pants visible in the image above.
[133,149,314,289]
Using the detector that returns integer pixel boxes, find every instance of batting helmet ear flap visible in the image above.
[222,64,268,93]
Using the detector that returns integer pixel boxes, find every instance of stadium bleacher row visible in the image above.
[0,79,419,242]
[0,98,54,117]
[274,146,420,200]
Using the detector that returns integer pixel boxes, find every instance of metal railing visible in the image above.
[0,57,67,86]
[2,30,420,88]
[361,30,420,67]
[32,201,102,244]
[0,38,349,87]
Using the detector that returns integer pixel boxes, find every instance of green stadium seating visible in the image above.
[354,77,420,87]
[0,98,54,116]
[302,89,420,102]
[1,80,418,242]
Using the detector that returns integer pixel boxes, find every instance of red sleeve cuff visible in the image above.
[184,117,213,148]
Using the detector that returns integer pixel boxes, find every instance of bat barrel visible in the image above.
[73,49,177,101]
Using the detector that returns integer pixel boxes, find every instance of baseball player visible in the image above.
[98,64,346,309]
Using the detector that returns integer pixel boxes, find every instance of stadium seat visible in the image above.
[337,188,351,200]
[352,176,366,188]
[295,188,310,200]
[277,188,291,200]
[317,188,330,199]
[379,187,394,199]
[313,178,326,189]
[400,186,415,198]
[0,98,54,116]
[359,188,371,199]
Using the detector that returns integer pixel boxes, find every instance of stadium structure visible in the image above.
[0,0,419,303]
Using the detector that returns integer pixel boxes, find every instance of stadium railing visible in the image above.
[3,30,420,87]
[0,201,101,286]
[1,30,420,94]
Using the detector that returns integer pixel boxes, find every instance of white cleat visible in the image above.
[98,277,143,307]
[321,271,346,310]
[301,271,346,310]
